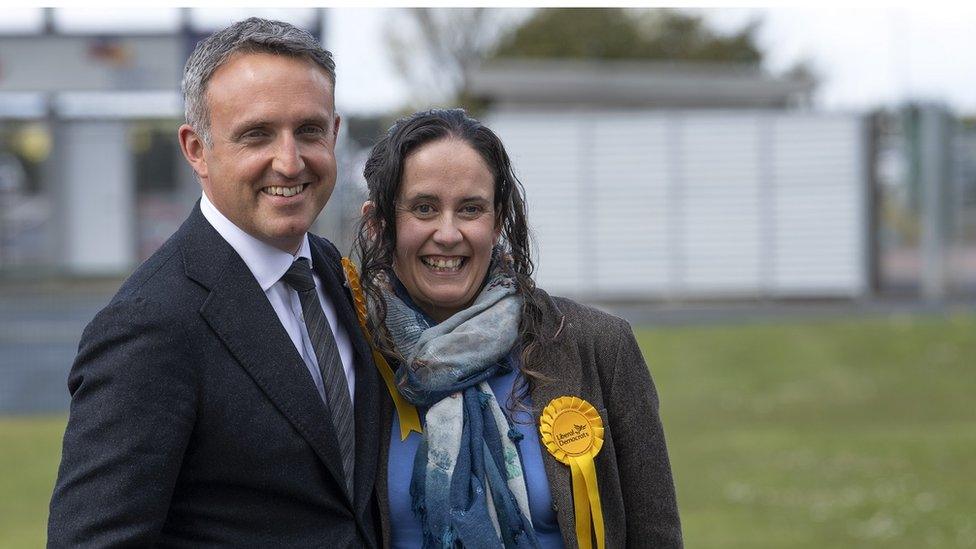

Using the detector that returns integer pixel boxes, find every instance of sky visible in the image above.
[704,6,976,114]
[329,6,976,116]
[3,6,976,116]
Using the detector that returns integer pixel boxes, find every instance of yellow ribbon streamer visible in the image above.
[341,258,422,440]
[539,396,606,549]
[578,455,605,549]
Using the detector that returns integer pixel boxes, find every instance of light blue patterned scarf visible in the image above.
[376,258,540,549]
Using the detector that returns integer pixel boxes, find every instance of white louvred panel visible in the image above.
[489,111,584,296]
[591,111,672,296]
[487,108,868,300]
[770,115,867,295]
[677,113,764,295]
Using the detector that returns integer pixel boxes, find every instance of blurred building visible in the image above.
[470,59,873,300]
[0,8,366,278]
[2,10,971,300]
[470,59,815,110]
[876,104,976,297]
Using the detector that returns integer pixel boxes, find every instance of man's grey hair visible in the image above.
[181,17,336,146]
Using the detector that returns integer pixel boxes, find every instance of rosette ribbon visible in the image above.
[341,258,422,440]
[540,396,606,549]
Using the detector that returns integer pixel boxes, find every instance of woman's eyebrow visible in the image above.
[402,193,439,203]
[401,194,491,204]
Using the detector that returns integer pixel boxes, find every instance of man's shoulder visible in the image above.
[108,212,207,312]
[307,232,346,280]
[308,232,342,261]
[115,237,181,296]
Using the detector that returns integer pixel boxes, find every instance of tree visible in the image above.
[384,8,529,110]
[386,8,767,110]
[493,8,762,64]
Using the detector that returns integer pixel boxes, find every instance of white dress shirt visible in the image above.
[200,193,356,405]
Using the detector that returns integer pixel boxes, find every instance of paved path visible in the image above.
[2,286,973,414]
[602,297,976,327]
[1,291,113,414]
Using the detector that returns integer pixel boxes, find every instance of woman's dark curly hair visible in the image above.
[353,108,547,413]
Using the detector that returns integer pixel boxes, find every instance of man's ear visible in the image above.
[332,113,342,142]
[178,124,209,180]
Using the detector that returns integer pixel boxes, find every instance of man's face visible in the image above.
[180,52,340,253]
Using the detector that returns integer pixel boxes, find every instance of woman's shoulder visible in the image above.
[530,287,632,337]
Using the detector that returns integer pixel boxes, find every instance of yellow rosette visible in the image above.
[539,396,605,549]
[341,257,422,440]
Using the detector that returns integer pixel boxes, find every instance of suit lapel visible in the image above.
[308,237,381,520]
[181,207,348,498]
[528,292,581,548]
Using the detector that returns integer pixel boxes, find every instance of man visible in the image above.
[48,18,381,547]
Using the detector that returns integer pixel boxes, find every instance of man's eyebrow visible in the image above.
[229,119,270,136]
[229,116,332,136]
[298,116,332,127]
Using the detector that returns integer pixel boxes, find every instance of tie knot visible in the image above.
[281,258,316,292]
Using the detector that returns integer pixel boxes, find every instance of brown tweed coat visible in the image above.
[376,289,683,548]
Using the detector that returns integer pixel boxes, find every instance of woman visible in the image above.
[352,109,682,548]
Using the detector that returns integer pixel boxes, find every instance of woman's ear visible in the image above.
[362,201,383,240]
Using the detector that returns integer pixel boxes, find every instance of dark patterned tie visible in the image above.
[281,258,355,496]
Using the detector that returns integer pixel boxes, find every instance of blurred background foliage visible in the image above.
[386,8,810,114]
[493,8,762,63]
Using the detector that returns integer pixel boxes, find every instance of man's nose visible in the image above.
[432,215,463,246]
[272,135,305,179]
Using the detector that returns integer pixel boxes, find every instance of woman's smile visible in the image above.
[420,255,466,272]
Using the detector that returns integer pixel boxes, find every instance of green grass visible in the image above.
[3,313,975,548]
[0,416,64,548]
[644,312,976,548]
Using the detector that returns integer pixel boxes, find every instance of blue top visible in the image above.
[387,282,565,548]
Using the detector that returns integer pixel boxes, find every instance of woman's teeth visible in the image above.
[262,184,306,197]
[422,257,463,271]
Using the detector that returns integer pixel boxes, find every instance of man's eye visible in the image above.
[242,130,268,139]
[413,204,435,216]
[298,126,325,136]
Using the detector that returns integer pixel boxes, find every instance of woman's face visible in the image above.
[393,138,499,322]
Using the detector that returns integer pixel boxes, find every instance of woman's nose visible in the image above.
[432,216,463,246]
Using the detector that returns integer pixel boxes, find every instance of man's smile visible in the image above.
[261,183,309,197]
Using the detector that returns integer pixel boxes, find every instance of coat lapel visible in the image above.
[180,207,348,498]
[528,291,581,549]
[308,237,381,520]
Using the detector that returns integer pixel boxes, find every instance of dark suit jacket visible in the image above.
[48,204,382,548]
[377,290,683,548]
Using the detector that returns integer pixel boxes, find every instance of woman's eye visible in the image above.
[460,205,484,217]
[414,204,435,216]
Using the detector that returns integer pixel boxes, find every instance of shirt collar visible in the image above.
[200,192,312,291]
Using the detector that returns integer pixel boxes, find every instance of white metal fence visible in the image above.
[488,109,869,300]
